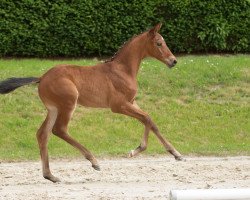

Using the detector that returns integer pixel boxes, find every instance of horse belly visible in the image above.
[77,83,110,108]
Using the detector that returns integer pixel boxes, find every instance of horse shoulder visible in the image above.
[107,64,138,102]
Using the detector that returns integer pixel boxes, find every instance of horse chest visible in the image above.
[124,84,137,100]
[114,79,137,102]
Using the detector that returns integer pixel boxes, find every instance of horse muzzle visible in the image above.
[165,58,177,68]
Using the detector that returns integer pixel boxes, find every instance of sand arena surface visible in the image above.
[0,156,249,200]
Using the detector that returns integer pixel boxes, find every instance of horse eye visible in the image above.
[156,42,162,47]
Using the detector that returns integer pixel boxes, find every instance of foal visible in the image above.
[0,23,182,182]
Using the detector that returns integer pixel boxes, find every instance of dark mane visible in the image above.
[105,33,143,63]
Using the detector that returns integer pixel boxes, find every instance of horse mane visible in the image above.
[105,31,146,63]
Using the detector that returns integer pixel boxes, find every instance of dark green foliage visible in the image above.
[155,0,250,53]
[0,0,249,57]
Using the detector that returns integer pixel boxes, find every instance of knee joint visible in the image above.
[151,124,159,132]
[52,126,62,136]
[144,117,159,132]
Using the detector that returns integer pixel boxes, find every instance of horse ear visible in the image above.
[149,23,162,37]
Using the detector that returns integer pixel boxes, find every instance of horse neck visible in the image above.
[113,33,148,79]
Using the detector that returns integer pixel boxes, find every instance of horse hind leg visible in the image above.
[36,106,60,183]
[52,106,100,171]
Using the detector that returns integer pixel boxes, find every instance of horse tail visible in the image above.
[0,77,40,94]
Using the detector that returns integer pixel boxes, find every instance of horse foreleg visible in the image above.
[128,126,150,157]
[150,121,183,160]
[112,101,183,160]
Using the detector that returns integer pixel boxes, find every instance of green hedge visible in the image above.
[0,0,249,57]
[156,0,250,53]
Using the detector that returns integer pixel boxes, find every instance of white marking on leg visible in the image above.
[129,150,135,157]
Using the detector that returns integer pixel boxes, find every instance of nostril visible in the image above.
[173,60,177,64]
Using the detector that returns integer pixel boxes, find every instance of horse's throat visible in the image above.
[119,49,145,78]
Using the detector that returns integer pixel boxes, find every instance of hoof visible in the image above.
[92,164,101,171]
[128,150,135,158]
[44,175,61,183]
[175,156,185,161]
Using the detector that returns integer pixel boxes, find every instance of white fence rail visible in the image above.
[169,188,250,200]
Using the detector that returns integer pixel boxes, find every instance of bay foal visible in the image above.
[0,23,182,182]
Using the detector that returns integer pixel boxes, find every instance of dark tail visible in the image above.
[0,77,40,94]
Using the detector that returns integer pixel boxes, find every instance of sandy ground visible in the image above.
[0,156,250,200]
